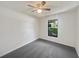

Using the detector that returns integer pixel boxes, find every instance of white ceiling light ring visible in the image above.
[37,9,42,13]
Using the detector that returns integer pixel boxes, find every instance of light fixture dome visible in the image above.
[37,9,42,13]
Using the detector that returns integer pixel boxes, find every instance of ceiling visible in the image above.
[0,1,79,18]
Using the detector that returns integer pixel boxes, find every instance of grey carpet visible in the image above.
[1,39,78,58]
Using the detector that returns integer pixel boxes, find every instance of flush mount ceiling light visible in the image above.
[37,9,42,13]
[27,1,51,13]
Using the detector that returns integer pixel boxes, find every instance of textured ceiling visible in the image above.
[0,1,79,18]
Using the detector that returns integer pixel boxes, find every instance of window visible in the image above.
[48,19,58,37]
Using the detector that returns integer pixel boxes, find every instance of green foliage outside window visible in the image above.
[48,19,58,37]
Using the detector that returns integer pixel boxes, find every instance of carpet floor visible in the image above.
[1,39,78,58]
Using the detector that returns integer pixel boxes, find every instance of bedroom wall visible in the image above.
[0,7,39,57]
[75,6,79,56]
[39,8,77,47]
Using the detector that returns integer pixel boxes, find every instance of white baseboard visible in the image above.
[0,38,38,57]
[40,38,74,48]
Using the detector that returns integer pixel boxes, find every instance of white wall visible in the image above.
[39,9,77,47]
[0,7,39,57]
[75,7,79,56]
